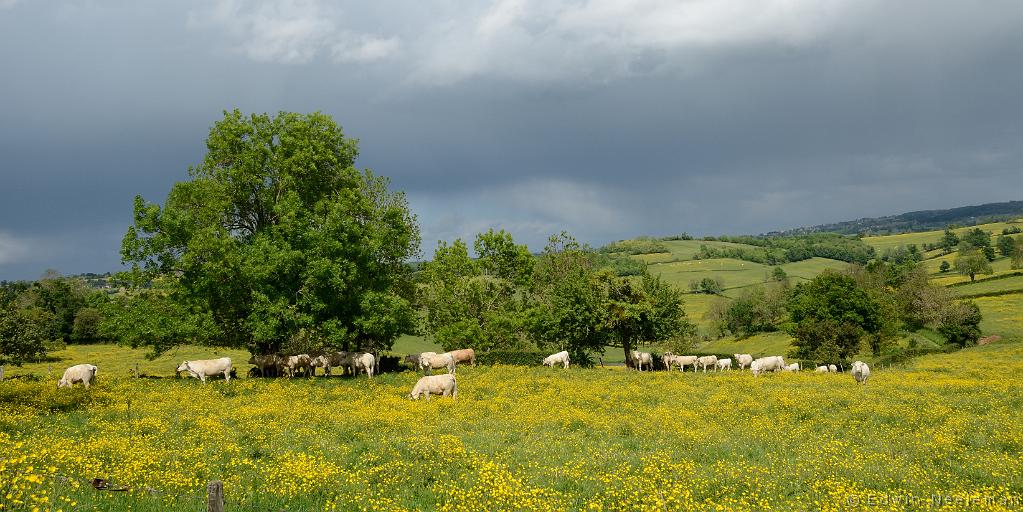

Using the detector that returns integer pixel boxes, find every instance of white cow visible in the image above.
[543,350,570,369]
[663,353,695,372]
[814,365,829,373]
[734,354,754,371]
[674,355,699,372]
[57,364,98,389]
[352,352,376,378]
[782,362,800,372]
[177,357,232,383]
[630,351,654,371]
[828,364,838,373]
[696,355,718,373]
[409,374,458,400]
[751,356,785,377]
[419,352,456,374]
[851,361,870,385]
[715,358,732,371]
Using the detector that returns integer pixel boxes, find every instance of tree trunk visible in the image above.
[622,338,633,368]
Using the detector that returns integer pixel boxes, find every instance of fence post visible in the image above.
[207,480,224,512]
[134,363,140,379]
[0,365,4,382]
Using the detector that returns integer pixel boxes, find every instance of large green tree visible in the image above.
[122,110,420,354]
[955,246,993,282]
[787,271,894,363]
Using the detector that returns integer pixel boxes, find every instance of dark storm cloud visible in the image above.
[2,0,1023,279]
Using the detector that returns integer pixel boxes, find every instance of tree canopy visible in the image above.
[121,110,420,355]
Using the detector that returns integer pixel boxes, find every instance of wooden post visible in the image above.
[0,365,4,382]
[134,363,140,379]
[207,480,224,512]
[48,364,53,377]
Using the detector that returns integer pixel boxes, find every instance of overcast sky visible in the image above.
[2,0,1022,279]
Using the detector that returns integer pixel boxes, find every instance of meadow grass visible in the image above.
[695,331,794,357]
[951,276,1023,297]
[4,344,251,379]
[973,293,1023,340]
[3,341,1022,511]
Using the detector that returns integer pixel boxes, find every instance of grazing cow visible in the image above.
[57,364,97,389]
[734,354,754,371]
[814,365,829,373]
[347,352,375,378]
[444,348,477,367]
[828,364,838,373]
[419,352,457,374]
[782,363,800,372]
[851,361,870,385]
[177,358,232,384]
[543,350,570,369]
[696,355,718,373]
[630,351,654,371]
[248,354,282,377]
[281,354,314,378]
[751,356,785,377]
[716,358,732,371]
[662,353,690,372]
[409,374,457,400]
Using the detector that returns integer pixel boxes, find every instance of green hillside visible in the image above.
[628,221,1023,355]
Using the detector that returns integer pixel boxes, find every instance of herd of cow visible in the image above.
[51,346,871,400]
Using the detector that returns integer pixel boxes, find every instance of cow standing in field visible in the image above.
[57,364,98,389]
[814,365,829,373]
[352,352,376,378]
[828,364,838,373]
[444,348,476,367]
[177,358,233,383]
[543,351,570,369]
[630,351,654,371]
[716,358,732,371]
[419,352,456,374]
[851,361,870,385]
[696,355,718,373]
[750,356,785,377]
[409,374,457,400]
[734,354,754,371]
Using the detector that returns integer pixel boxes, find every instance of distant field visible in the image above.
[651,258,771,290]
[696,332,793,358]
[929,256,1017,285]
[973,293,1023,340]
[950,275,1023,297]
[389,334,442,355]
[862,221,1022,252]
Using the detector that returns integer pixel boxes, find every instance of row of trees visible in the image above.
[696,233,876,265]
[418,231,695,365]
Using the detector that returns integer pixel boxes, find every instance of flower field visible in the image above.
[3,342,1023,511]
